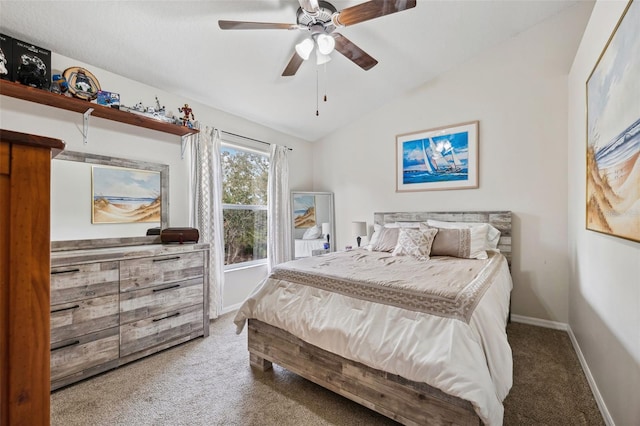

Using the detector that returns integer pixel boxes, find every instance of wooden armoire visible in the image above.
[1,129,65,425]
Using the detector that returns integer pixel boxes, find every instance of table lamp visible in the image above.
[322,222,331,248]
[351,221,367,247]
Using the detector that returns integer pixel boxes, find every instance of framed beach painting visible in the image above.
[293,194,316,229]
[92,165,161,224]
[396,121,479,192]
[586,0,639,243]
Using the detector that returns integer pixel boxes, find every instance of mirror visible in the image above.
[291,191,335,259]
[51,150,169,249]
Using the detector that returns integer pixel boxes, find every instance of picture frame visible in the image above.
[586,0,639,243]
[396,120,479,192]
[293,194,316,229]
[92,165,161,224]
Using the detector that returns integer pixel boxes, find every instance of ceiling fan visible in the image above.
[219,0,417,77]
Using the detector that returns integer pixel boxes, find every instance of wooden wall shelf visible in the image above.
[0,80,199,137]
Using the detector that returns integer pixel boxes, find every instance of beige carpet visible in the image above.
[51,313,604,425]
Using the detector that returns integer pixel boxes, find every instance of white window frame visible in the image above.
[221,141,269,271]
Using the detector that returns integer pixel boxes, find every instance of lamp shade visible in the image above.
[321,222,331,236]
[351,221,367,237]
[316,49,331,65]
[295,38,314,60]
[316,33,335,55]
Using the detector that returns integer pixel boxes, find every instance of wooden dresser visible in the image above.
[1,129,65,426]
[49,243,210,390]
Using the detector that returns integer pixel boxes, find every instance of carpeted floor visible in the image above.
[51,313,604,425]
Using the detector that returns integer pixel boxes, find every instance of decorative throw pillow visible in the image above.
[392,228,438,261]
[422,222,488,259]
[302,225,321,240]
[426,219,501,251]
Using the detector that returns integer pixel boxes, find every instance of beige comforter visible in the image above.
[235,249,513,425]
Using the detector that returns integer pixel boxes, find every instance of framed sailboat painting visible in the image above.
[396,121,479,192]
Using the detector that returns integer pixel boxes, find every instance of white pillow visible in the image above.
[392,228,438,261]
[423,222,489,259]
[426,219,501,251]
[302,225,321,240]
[366,224,383,250]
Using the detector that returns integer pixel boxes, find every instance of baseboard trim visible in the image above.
[220,302,242,316]
[566,327,615,426]
[511,314,568,330]
[510,314,614,425]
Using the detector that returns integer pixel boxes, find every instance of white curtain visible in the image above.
[188,125,225,319]
[267,144,292,271]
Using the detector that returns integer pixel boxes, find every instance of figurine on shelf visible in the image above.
[178,103,195,127]
[50,74,69,95]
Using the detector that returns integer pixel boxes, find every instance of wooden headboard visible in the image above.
[373,211,512,266]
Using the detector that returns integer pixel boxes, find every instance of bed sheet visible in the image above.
[294,238,326,257]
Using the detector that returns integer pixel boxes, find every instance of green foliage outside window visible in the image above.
[221,146,268,266]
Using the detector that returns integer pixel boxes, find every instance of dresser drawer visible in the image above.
[50,327,119,383]
[120,277,204,324]
[51,261,119,305]
[120,304,204,357]
[120,251,204,292]
[51,294,120,344]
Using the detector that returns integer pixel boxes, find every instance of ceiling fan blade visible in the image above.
[334,0,417,27]
[282,51,304,76]
[218,20,299,30]
[332,33,378,71]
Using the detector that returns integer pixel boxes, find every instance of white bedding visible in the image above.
[234,249,513,425]
[294,238,326,257]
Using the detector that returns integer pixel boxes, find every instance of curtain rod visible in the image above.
[220,130,293,151]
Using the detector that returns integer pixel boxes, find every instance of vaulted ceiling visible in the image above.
[0,1,584,141]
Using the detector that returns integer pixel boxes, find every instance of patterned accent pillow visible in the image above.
[392,228,438,261]
[426,219,501,251]
[421,223,488,259]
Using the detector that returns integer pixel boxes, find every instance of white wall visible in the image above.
[568,1,640,425]
[312,3,593,323]
[0,52,313,312]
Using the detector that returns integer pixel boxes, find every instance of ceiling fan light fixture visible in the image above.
[316,49,331,65]
[295,38,315,60]
[316,33,335,55]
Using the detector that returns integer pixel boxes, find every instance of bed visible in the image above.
[235,211,512,425]
[294,237,326,257]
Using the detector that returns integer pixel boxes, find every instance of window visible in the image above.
[221,144,269,267]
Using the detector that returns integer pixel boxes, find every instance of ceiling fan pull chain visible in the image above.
[324,63,328,102]
[316,67,320,116]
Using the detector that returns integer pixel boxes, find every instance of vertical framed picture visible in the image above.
[293,194,316,229]
[586,0,639,242]
[92,166,161,224]
[396,121,479,192]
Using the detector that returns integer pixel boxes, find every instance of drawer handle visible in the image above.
[153,256,181,263]
[152,312,180,322]
[51,340,80,351]
[51,268,80,275]
[153,284,181,293]
[51,305,80,314]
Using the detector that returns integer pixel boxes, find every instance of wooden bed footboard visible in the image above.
[247,319,481,426]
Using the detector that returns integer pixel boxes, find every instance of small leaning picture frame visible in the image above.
[396,120,479,192]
